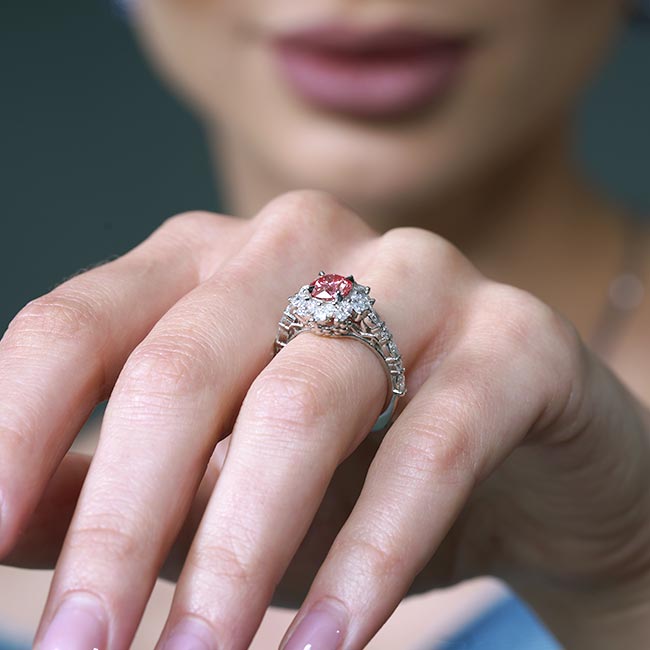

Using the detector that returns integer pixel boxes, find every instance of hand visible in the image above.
[1,191,649,650]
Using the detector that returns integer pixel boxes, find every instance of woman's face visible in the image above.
[131,0,624,215]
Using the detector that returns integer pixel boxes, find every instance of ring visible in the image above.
[273,271,407,432]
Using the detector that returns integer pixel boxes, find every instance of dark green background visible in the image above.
[1,2,649,331]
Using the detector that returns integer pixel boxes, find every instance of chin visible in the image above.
[256,120,468,220]
[282,164,447,220]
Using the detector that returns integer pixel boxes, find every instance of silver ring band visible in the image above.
[273,272,406,432]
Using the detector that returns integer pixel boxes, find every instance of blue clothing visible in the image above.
[0,638,27,650]
[421,591,562,650]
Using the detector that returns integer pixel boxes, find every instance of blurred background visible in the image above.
[1,2,650,331]
[0,3,649,648]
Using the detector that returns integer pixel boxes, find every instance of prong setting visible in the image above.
[274,272,407,431]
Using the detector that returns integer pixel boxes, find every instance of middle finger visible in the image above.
[33,192,373,650]
[155,228,462,650]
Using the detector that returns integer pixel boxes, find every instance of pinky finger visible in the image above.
[279,343,552,650]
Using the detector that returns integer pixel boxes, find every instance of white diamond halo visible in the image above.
[273,271,406,433]
[289,281,373,325]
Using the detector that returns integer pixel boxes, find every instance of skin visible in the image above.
[1,0,649,649]
[131,0,620,226]
[3,197,650,650]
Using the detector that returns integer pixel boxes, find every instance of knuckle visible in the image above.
[501,289,556,344]
[381,226,442,252]
[69,518,142,565]
[254,190,355,245]
[335,535,405,581]
[0,420,36,459]
[158,210,224,238]
[245,365,331,439]
[189,539,258,586]
[5,290,105,346]
[376,228,474,296]
[497,288,586,432]
[380,227,467,268]
[121,335,213,397]
[473,282,587,438]
[399,409,476,484]
[480,283,579,359]
[263,189,349,223]
[152,211,231,276]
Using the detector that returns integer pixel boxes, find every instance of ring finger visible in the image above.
[154,228,466,650]
[280,290,568,650]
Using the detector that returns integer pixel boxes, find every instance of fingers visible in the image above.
[2,452,91,569]
[3,434,231,577]
[0,212,240,554]
[32,191,376,650]
[159,333,387,650]
[278,287,574,650]
[152,236,452,650]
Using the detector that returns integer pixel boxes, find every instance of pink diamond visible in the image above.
[309,273,353,302]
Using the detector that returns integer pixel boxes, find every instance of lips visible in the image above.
[271,24,470,118]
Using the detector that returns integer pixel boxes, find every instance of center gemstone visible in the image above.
[309,273,353,302]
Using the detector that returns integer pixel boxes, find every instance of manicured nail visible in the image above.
[162,616,218,650]
[283,600,347,650]
[39,592,108,650]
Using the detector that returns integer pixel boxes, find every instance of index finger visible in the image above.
[0,212,242,554]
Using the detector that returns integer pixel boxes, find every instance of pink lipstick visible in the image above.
[271,24,470,118]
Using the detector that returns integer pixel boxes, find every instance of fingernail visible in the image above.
[283,600,347,650]
[39,592,108,650]
[162,616,217,650]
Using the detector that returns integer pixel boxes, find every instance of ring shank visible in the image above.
[274,300,406,434]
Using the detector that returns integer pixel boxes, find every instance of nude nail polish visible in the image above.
[162,616,217,650]
[39,593,108,650]
[283,601,347,650]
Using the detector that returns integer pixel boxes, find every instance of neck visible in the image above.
[208,119,629,344]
